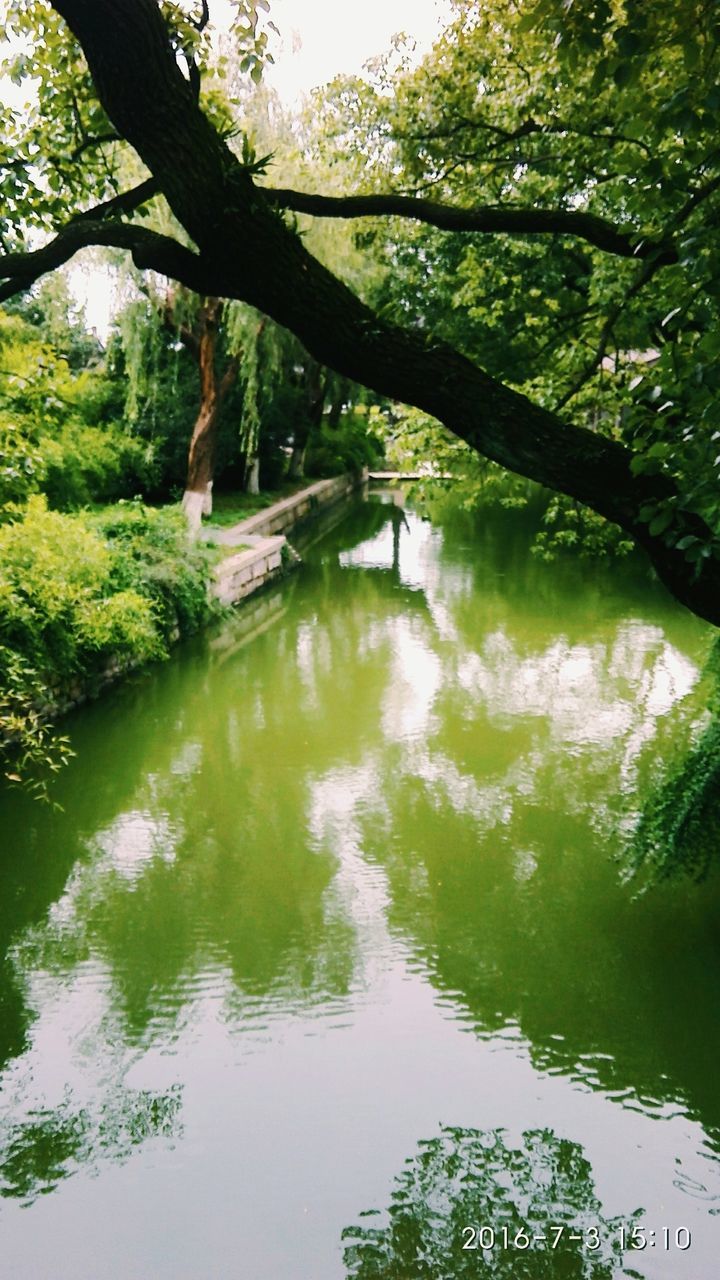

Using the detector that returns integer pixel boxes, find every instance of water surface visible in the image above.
[1,494,719,1278]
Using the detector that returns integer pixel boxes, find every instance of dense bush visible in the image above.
[0,498,216,797]
[0,307,152,515]
[90,503,216,642]
[304,413,383,479]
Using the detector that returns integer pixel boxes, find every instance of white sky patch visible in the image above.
[212,0,451,103]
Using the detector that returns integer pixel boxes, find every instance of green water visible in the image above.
[1,493,719,1279]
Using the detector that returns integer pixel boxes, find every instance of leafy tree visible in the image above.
[308,0,720,555]
[0,0,719,626]
[0,301,147,513]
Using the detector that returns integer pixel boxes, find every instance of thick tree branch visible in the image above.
[0,218,213,301]
[264,188,676,262]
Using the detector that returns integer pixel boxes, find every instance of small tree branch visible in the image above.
[264,187,676,262]
[74,176,160,222]
[554,167,720,409]
[193,0,210,32]
[555,257,662,410]
[400,115,655,159]
[160,288,201,357]
[69,130,121,161]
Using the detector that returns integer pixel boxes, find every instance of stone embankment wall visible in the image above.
[213,536,286,607]
[212,471,365,606]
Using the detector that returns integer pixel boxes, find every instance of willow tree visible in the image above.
[1,0,720,623]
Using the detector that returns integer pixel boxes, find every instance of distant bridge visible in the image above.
[367,471,456,481]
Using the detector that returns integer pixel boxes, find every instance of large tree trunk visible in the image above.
[181,300,221,533]
[173,297,238,533]
[48,0,720,625]
[182,400,219,531]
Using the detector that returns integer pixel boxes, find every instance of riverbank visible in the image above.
[208,472,365,606]
[0,474,366,795]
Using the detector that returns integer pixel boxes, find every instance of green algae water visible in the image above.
[1,491,720,1279]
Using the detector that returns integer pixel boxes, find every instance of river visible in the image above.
[1,491,719,1278]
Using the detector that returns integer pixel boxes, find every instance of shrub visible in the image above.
[0,498,215,797]
[304,414,383,478]
[91,502,215,642]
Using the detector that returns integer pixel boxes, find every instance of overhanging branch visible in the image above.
[0,218,215,301]
[263,187,677,263]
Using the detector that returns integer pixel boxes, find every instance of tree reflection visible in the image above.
[0,1085,182,1204]
[342,1127,640,1279]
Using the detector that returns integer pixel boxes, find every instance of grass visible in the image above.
[216,543,252,559]
[204,479,318,529]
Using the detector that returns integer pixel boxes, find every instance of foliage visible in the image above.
[627,639,720,884]
[0,497,215,797]
[90,501,216,642]
[0,644,74,802]
[533,496,636,561]
[304,411,383,479]
[379,404,531,503]
[0,303,150,514]
[311,0,720,557]
[0,496,159,678]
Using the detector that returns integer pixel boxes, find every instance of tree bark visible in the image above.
[163,294,237,532]
[40,0,720,624]
[244,456,260,494]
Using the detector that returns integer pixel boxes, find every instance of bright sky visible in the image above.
[68,0,451,334]
[217,0,451,102]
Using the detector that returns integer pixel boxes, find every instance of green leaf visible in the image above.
[649,511,673,535]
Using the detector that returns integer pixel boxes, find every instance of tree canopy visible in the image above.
[2,0,720,622]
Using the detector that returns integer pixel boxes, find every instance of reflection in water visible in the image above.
[343,1127,639,1279]
[0,1086,181,1202]
[0,495,718,1277]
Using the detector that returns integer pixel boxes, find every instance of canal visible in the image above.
[1,492,719,1278]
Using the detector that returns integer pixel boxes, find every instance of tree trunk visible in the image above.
[290,359,326,479]
[171,297,238,534]
[182,399,219,532]
[288,438,305,480]
[245,455,260,494]
[181,299,221,533]
[46,0,720,625]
